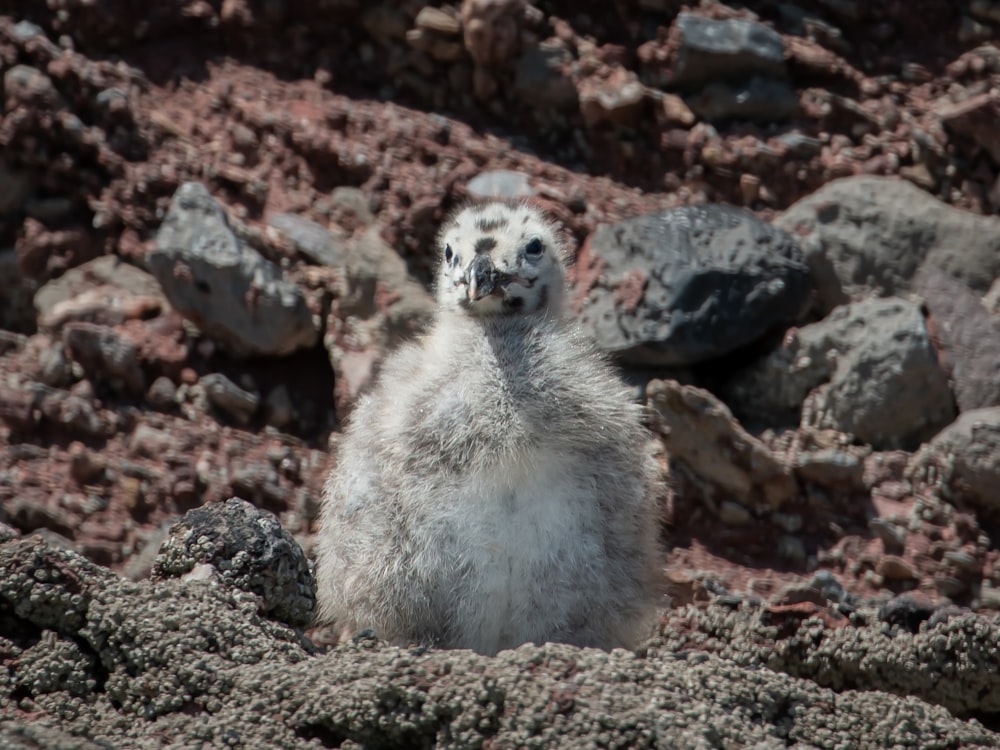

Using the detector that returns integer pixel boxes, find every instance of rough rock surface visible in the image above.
[152,497,315,628]
[907,407,1000,517]
[776,176,1000,314]
[725,297,956,449]
[917,268,1000,412]
[148,182,319,357]
[2,534,998,749]
[647,378,797,514]
[667,13,788,89]
[576,204,811,365]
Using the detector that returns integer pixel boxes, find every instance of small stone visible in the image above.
[933,574,967,598]
[467,170,535,200]
[146,376,178,411]
[415,6,461,35]
[876,555,916,580]
[200,373,260,425]
[68,442,106,484]
[661,93,695,126]
[579,68,647,127]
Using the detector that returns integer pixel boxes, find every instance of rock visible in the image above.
[33,255,168,331]
[514,41,579,112]
[578,67,648,127]
[646,379,797,512]
[2,534,997,747]
[148,182,318,357]
[576,204,811,366]
[0,381,120,439]
[414,5,461,36]
[916,268,1000,412]
[775,176,1000,314]
[3,65,63,109]
[460,0,526,69]
[726,297,955,450]
[324,226,435,416]
[152,497,316,628]
[145,375,178,410]
[200,372,260,425]
[686,75,798,122]
[670,13,787,90]
[906,407,1000,516]
[62,322,146,394]
[794,448,866,490]
[938,91,1000,166]
[876,555,917,581]
[466,170,535,199]
[267,213,348,267]
[408,6,464,60]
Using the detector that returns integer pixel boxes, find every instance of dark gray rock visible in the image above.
[152,497,316,628]
[686,75,798,122]
[149,182,318,357]
[267,213,347,267]
[725,297,956,449]
[671,13,787,89]
[577,204,811,365]
[916,268,1000,412]
[776,176,1000,315]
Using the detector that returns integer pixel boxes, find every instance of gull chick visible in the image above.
[314,201,662,655]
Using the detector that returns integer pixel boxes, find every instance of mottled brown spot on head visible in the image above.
[474,236,497,254]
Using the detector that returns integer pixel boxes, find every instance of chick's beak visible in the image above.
[466,255,510,301]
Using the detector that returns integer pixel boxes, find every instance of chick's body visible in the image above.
[315,202,661,655]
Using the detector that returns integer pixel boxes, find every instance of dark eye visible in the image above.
[524,237,544,258]
[444,244,453,263]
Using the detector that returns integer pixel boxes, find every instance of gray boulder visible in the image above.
[726,297,956,450]
[576,204,811,365]
[776,176,1000,314]
[149,182,318,357]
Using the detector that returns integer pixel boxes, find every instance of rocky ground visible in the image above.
[3,1,1000,747]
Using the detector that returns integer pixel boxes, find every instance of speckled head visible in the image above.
[436,201,566,317]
